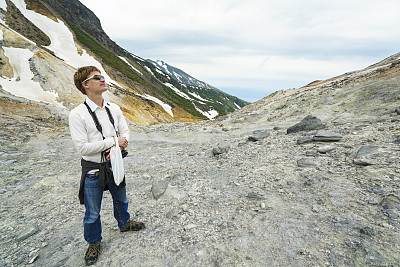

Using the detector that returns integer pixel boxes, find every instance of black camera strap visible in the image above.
[83,100,128,159]
[83,100,119,139]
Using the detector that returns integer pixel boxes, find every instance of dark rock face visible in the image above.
[287,115,325,134]
[39,0,122,55]
[5,0,51,46]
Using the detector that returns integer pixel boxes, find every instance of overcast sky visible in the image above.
[79,0,400,102]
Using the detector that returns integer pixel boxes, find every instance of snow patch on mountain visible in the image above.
[164,83,194,101]
[149,59,215,90]
[1,47,62,107]
[0,0,129,106]
[0,1,6,11]
[188,91,209,102]
[155,60,172,75]
[136,93,173,117]
[144,66,155,76]
[163,82,218,118]
[193,105,218,120]
[119,56,143,76]
[154,67,167,77]
[9,0,119,85]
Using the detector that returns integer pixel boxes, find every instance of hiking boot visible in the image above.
[85,242,100,265]
[120,219,145,232]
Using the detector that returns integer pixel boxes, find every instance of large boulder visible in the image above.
[287,115,325,134]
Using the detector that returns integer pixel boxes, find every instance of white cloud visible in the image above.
[80,0,400,101]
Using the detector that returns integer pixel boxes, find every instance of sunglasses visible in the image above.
[83,74,105,82]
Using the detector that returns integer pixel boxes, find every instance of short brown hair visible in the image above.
[73,66,101,95]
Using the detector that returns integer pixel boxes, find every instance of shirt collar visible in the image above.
[85,97,110,111]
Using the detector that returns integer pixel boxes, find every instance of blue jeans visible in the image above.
[83,173,130,243]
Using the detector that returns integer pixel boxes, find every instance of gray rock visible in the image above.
[355,146,379,158]
[287,115,325,134]
[297,158,317,167]
[317,145,337,154]
[212,141,230,156]
[372,188,384,194]
[379,194,400,213]
[0,159,17,165]
[394,137,400,144]
[332,117,348,125]
[248,130,270,142]
[246,192,265,200]
[312,205,321,213]
[297,136,313,144]
[353,146,380,166]
[328,191,347,197]
[16,225,38,241]
[360,227,378,236]
[313,130,343,142]
[151,180,169,199]
[353,158,376,166]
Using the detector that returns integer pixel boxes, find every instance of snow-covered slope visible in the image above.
[0,0,114,109]
[1,46,61,106]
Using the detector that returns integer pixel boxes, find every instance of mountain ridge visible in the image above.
[230,52,400,123]
[148,59,218,90]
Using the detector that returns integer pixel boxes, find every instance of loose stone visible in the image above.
[313,130,343,142]
[248,130,270,142]
[297,136,313,144]
[212,141,230,156]
[317,145,337,154]
[151,180,169,199]
[297,158,317,167]
[16,225,39,241]
[360,227,378,236]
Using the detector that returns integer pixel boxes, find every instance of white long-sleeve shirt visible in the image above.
[69,97,130,163]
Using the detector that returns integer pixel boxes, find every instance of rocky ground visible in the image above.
[1,106,400,266]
